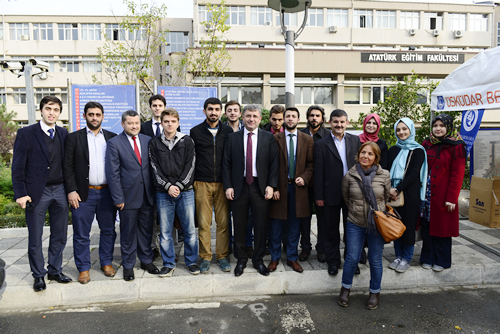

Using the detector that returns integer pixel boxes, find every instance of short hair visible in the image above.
[224,100,241,112]
[329,109,348,121]
[84,101,104,114]
[121,110,139,122]
[356,141,381,166]
[285,107,300,119]
[40,96,62,112]
[161,107,180,121]
[242,104,261,116]
[149,94,166,107]
[306,105,325,119]
[204,97,222,110]
[269,104,285,116]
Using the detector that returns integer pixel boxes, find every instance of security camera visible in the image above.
[29,58,50,71]
[1,62,24,71]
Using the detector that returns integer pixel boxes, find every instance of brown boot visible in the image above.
[78,271,90,284]
[101,265,116,277]
[366,292,380,310]
[338,287,350,307]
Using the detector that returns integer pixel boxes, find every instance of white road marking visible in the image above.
[248,303,268,323]
[148,302,221,310]
[45,307,104,313]
[279,302,315,334]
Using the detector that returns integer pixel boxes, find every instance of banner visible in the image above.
[431,83,500,112]
[460,109,485,157]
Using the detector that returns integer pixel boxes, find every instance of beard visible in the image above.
[307,120,322,130]
[86,121,102,131]
[284,123,298,131]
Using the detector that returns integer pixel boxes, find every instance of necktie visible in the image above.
[155,122,161,137]
[289,133,295,179]
[132,136,142,165]
[48,128,54,139]
[246,132,254,185]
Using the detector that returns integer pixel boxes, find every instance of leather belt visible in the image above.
[89,184,108,190]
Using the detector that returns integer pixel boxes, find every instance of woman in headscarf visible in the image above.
[420,114,466,271]
[359,113,389,170]
[387,118,428,273]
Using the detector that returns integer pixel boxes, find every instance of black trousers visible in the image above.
[419,218,452,268]
[321,201,348,268]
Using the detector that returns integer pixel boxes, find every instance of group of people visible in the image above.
[12,95,466,311]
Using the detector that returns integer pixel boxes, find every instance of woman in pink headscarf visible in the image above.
[359,113,388,170]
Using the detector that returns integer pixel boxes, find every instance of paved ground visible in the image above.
[0,216,499,310]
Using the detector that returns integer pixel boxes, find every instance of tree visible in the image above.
[0,104,18,163]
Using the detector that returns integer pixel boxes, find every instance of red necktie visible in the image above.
[246,132,254,185]
[132,136,142,165]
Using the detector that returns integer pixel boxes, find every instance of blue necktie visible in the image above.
[155,122,161,137]
[48,128,54,139]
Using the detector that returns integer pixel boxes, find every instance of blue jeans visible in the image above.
[157,190,198,268]
[342,221,385,293]
[393,239,415,263]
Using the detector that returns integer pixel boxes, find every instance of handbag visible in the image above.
[387,150,413,208]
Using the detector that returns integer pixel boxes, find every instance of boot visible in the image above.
[338,287,350,307]
[366,292,380,310]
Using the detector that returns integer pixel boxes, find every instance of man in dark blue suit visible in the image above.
[105,110,159,281]
[12,96,72,292]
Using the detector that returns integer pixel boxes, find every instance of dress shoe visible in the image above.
[328,265,339,276]
[33,277,46,292]
[366,292,380,310]
[298,250,310,262]
[234,262,246,277]
[78,271,90,284]
[253,262,270,276]
[317,252,327,263]
[101,265,116,277]
[268,260,279,272]
[123,268,135,281]
[338,287,350,307]
[354,265,361,275]
[140,262,160,274]
[48,273,72,283]
[286,260,304,273]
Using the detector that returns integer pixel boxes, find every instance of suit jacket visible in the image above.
[12,122,68,206]
[270,131,314,220]
[63,128,117,202]
[222,129,279,200]
[314,132,360,206]
[140,119,180,137]
[105,132,154,209]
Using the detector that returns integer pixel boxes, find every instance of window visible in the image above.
[424,12,443,30]
[251,7,273,26]
[165,32,189,53]
[129,25,147,41]
[353,10,373,28]
[13,88,26,104]
[344,87,360,104]
[33,23,54,40]
[221,86,262,104]
[82,57,102,72]
[498,22,500,46]
[469,14,488,32]
[105,24,125,41]
[38,57,55,72]
[271,85,333,104]
[9,23,29,40]
[327,9,348,28]
[198,5,213,23]
[81,23,101,40]
[35,88,56,105]
[0,88,6,105]
[0,23,3,40]
[448,13,466,31]
[271,87,285,104]
[60,57,80,72]
[400,11,419,29]
[276,12,297,27]
[307,8,324,27]
[226,6,245,25]
[60,89,68,105]
[374,10,395,29]
[58,23,78,40]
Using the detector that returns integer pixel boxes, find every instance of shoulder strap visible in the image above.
[354,178,375,211]
[403,150,413,176]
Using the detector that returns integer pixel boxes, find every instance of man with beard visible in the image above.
[299,106,331,262]
[64,101,117,284]
[262,105,284,134]
[268,107,314,274]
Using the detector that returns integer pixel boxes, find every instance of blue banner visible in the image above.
[460,109,485,157]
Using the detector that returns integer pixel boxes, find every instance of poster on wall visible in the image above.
[158,86,217,134]
[471,128,500,178]
[72,85,136,134]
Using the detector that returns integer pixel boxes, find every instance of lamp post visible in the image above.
[268,0,311,108]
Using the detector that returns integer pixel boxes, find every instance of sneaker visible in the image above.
[395,259,410,273]
[200,260,211,274]
[389,258,401,270]
[421,263,432,270]
[432,264,444,272]
[159,267,175,278]
[187,264,200,275]
[217,258,231,272]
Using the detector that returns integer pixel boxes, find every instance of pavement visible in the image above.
[1,216,500,311]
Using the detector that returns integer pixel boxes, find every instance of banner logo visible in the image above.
[463,110,478,132]
[437,96,445,110]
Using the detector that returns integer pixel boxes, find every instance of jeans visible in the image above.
[342,221,385,293]
[157,190,199,268]
[393,239,415,263]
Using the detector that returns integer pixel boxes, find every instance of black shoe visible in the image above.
[141,262,160,274]
[354,266,361,275]
[47,273,72,283]
[153,248,161,260]
[234,262,246,277]
[317,252,327,263]
[328,265,339,276]
[33,277,46,292]
[253,262,270,276]
[123,268,135,281]
[298,250,311,262]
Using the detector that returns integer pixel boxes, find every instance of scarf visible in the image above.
[359,113,381,144]
[429,114,466,146]
[389,118,428,201]
[356,164,379,235]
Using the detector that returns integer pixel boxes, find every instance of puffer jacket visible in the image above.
[341,164,391,228]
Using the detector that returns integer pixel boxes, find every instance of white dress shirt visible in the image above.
[126,133,142,156]
[39,120,56,137]
[152,120,163,136]
[243,127,258,177]
[332,133,348,176]
[87,127,107,186]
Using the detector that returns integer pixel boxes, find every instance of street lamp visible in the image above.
[268,0,311,108]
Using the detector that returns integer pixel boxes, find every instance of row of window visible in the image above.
[198,6,489,31]
[0,88,68,105]
[2,56,102,73]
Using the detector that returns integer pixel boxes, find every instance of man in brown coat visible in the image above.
[268,107,314,273]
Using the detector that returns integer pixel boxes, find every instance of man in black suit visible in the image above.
[63,101,117,284]
[140,94,166,138]
[314,109,360,276]
[223,104,279,277]
[12,96,72,292]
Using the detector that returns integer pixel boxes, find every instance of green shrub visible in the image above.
[0,163,14,199]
